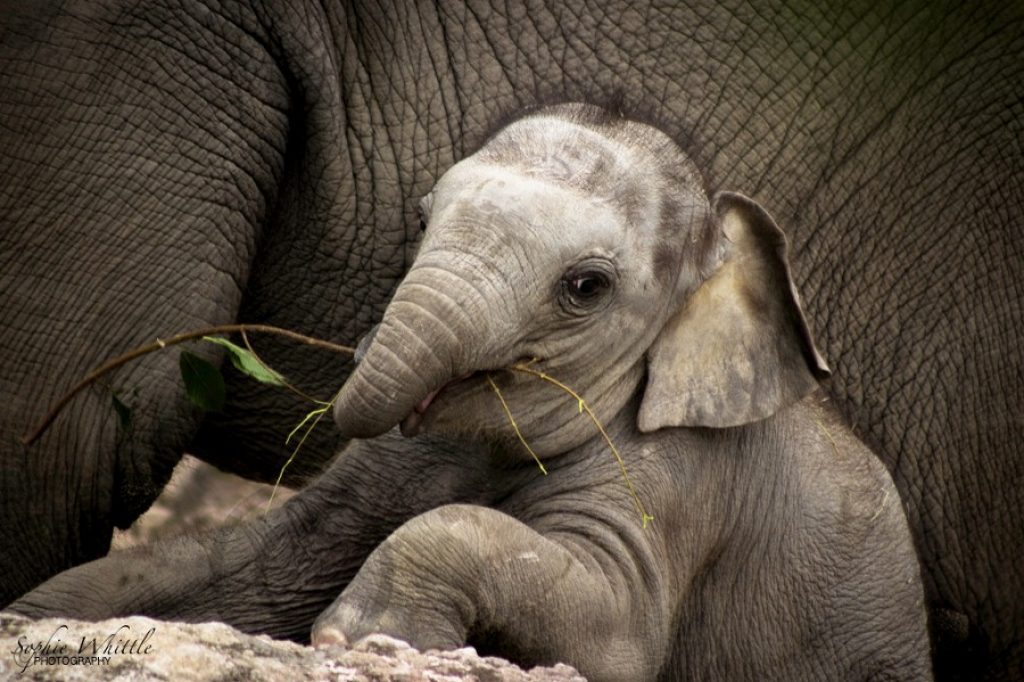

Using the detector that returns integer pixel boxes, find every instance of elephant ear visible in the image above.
[638,191,830,431]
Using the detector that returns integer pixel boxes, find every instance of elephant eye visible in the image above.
[568,274,606,299]
[415,192,432,232]
[559,260,615,314]
[417,201,430,233]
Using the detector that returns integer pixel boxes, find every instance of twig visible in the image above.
[21,324,354,446]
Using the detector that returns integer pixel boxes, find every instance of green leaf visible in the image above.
[202,336,285,387]
[111,393,132,429]
[180,351,226,411]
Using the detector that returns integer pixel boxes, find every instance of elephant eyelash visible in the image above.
[557,257,617,315]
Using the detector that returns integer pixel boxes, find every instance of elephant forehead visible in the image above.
[482,113,662,169]
[484,119,635,179]
[475,117,664,220]
[433,161,658,243]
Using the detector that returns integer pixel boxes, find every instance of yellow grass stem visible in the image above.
[266,386,342,513]
[816,418,840,457]
[508,363,654,529]
[486,374,548,475]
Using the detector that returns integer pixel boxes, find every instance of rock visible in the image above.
[16,465,585,680]
[0,613,586,681]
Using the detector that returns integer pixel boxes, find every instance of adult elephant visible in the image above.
[1,1,1020,680]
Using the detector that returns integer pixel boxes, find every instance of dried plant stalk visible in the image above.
[500,363,654,529]
[486,374,548,475]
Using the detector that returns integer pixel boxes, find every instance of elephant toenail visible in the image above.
[312,626,349,648]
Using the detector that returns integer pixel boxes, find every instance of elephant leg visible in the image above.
[8,432,497,643]
[312,504,668,682]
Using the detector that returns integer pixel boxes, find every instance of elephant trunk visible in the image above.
[332,265,489,440]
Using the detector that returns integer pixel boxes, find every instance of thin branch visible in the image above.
[21,324,354,446]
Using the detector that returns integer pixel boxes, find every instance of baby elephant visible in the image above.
[314,103,931,680]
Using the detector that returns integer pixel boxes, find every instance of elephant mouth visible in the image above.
[399,370,477,437]
[398,358,538,437]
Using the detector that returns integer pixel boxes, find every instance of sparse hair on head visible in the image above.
[473,94,713,195]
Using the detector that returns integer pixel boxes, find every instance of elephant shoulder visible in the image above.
[783,398,920,578]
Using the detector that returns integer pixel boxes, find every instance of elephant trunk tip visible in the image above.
[333,365,482,441]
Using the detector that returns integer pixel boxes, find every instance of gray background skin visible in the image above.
[0,2,1021,680]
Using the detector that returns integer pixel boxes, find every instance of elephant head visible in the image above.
[332,102,830,458]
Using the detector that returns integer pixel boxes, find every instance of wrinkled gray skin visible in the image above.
[1,2,1021,680]
[306,105,931,681]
